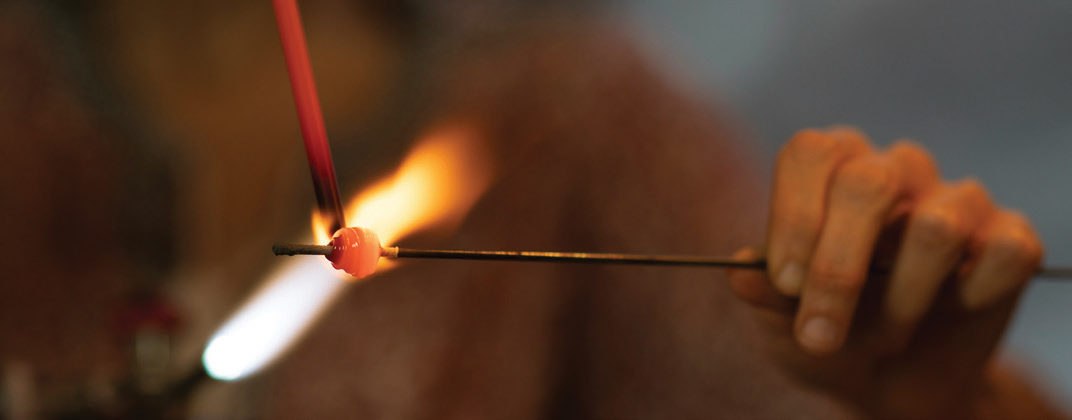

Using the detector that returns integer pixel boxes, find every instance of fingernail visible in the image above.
[777,262,804,295]
[800,317,839,353]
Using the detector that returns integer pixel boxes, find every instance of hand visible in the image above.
[728,127,1044,419]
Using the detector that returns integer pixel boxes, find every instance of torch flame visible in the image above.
[203,122,493,381]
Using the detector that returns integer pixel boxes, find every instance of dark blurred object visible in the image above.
[0,1,182,418]
[111,293,182,395]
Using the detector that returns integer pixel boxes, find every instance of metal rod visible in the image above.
[1037,267,1072,279]
[390,247,766,269]
[271,242,1072,278]
[273,243,333,256]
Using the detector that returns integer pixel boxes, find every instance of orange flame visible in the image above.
[203,121,494,381]
[314,122,494,267]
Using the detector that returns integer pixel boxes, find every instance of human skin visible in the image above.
[264,20,1066,419]
[729,127,1061,419]
[63,1,1067,417]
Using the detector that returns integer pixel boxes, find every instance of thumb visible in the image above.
[728,247,795,312]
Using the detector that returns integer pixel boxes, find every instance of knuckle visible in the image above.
[1002,211,1034,232]
[888,140,931,164]
[954,177,985,195]
[827,125,869,142]
[911,207,969,249]
[953,178,991,205]
[834,159,901,202]
[889,139,923,154]
[887,140,940,189]
[783,129,843,165]
[988,213,1044,268]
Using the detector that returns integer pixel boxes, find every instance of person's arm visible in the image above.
[729,126,1066,419]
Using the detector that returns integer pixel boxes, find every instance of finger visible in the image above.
[795,154,902,355]
[869,141,941,267]
[883,179,994,347]
[959,210,1043,310]
[768,126,871,297]
[728,247,794,312]
[885,140,941,206]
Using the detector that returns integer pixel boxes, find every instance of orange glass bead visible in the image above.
[327,227,381,278]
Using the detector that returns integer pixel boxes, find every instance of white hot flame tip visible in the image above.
[202,257,348,381]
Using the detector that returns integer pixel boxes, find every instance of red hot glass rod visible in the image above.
[272,0,347,234]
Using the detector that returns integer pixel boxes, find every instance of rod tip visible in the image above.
[272,243,294,256]
[272,243,333,256]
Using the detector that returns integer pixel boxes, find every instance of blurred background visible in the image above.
[2,0,1070,417]
[619,0,1072,407]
